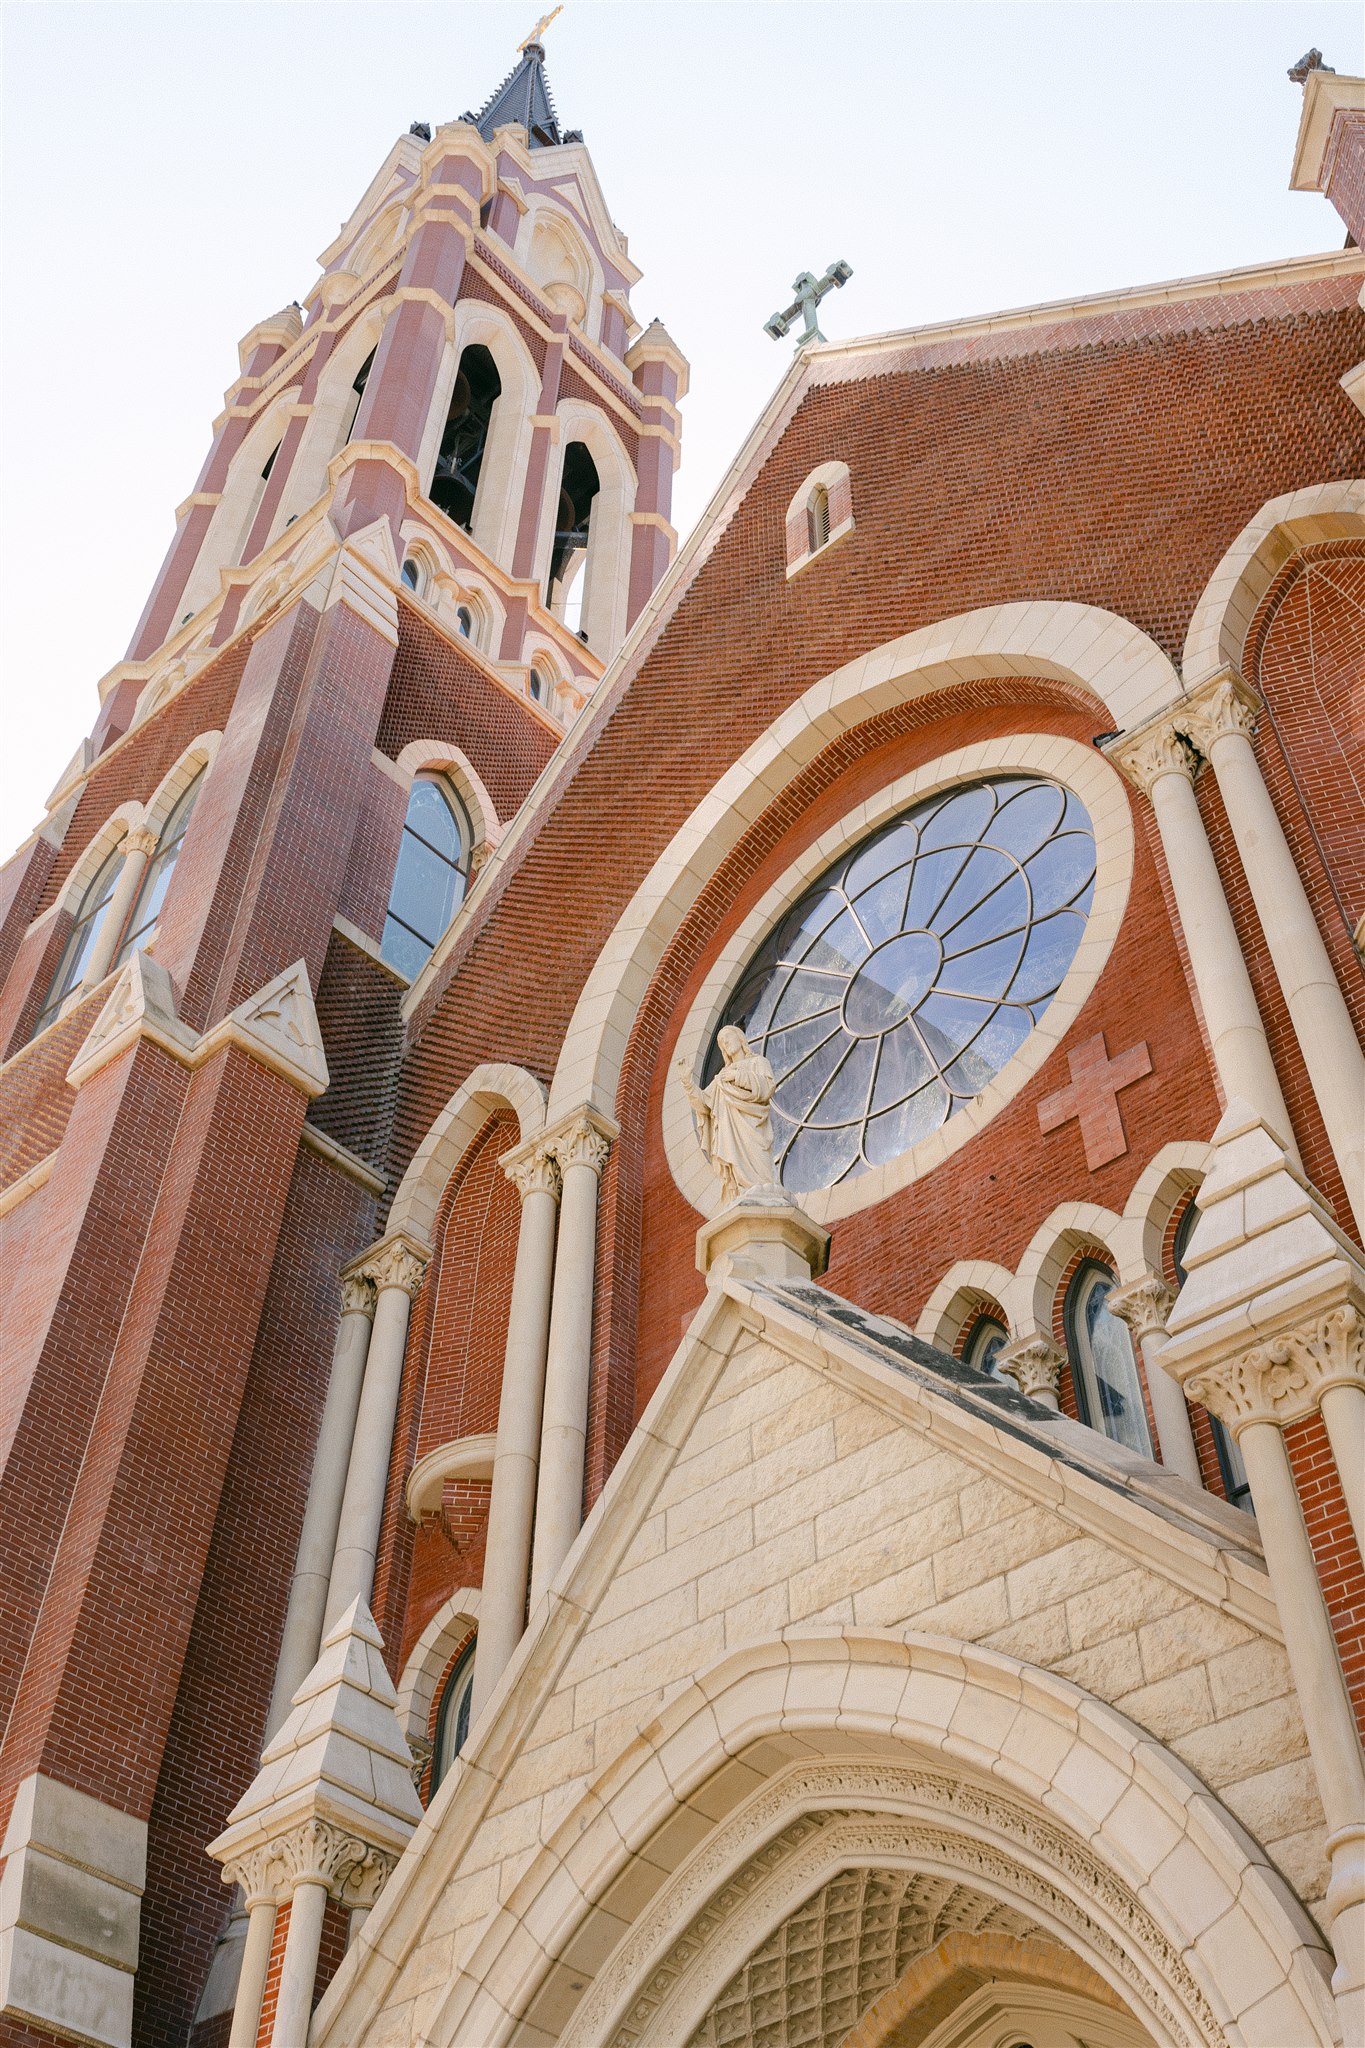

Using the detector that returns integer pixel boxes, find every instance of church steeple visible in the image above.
[462,37,582,148]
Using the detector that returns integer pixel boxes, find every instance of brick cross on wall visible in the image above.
[1037,1031,1152,1171]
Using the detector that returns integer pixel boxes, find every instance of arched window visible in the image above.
[430,1636,476,1793]
[34,846,126,1034]
[401,556,421,591]
[343,347,376,446]
[528,666,548,705]
[381,773,473,980]
[115,769,205,968]
[962,1313,1009,1379]
[1064,1259,1152,1458]
[548,441,600,622]
[1173,1203,1252,1511]
[432,345,501,531]
[456,604,474,639]
[807,482,831,554]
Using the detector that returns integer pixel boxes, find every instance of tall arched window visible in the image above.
[1064,1259,1152,1459]
[548,441,600,622]
[432,346,501,531]
[115,769,205,968]
[430,1636,476,1793]
[962,1312,1009,1379]
[1173,1202,1252,1511]
[381,773,473,980]
[343,347,376,446]
[807,482,831,554]
[34,846,126,1034]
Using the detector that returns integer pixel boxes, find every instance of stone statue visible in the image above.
[676,1027,778,1204]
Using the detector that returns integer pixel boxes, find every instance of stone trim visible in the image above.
[1185,1304,1365,1436]
[386,1061,547,1245]
[405,1433,498,1521]
[1181,479,1365,687]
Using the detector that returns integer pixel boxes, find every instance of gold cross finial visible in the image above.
[518,6,563,51]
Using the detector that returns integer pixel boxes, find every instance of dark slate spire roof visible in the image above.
[461,42,582,149]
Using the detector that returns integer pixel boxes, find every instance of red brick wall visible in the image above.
[1283,1410,1365,1737]
[600,688,1224,1497]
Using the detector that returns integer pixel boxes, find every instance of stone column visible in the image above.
[271,1876,327,2047]
[1175,669,1365,1234]
[1107,1274,1202,1487]
[220,1862,276,2048]
[1191,1388,1365,2043]
[995,1333,1064,1413]
[470,1139,561,1718]
[325,1237,429,1628]
[77,826,157,994]
[266,1273,376,1734]
[528,1111,614,1607]
[1108,721,1294,1152]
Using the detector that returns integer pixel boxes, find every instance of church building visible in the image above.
[1,36,1363,2048]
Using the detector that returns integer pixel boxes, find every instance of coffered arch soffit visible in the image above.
[548,601,1178,1125]
[405,1632,1335,2048]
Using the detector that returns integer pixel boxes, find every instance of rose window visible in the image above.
[707,777,1097,1192]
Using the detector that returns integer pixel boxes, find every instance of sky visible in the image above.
[1,0,1360,849]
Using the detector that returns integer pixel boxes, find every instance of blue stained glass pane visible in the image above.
[1023,832,1097,916]
[904,845,973,929]
[806,1033,877,1127]
[709,776,1095,1191]
[390,834,460,945]
[864,1079,950,1164]
[772,1025,849,1120]
[843,821,918,897]
[937,928,1029,999]
[381,915,431,981]
[1010,910,1086,1003]
[802,907,869,976]
[869,1020,935,1110]
[917,784,995,852]
[851,865,915,946]
[781,1118,863,1191]
[987,781,1065,860]
[933,847,1017,937]
[406,778,462,858]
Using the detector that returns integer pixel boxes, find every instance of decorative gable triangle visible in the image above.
[201,958,329,1098]
[66,950,196,1090]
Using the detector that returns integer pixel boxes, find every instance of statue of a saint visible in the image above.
[676,1027,778,1204]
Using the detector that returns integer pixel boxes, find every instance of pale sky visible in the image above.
[2,1,1360,849]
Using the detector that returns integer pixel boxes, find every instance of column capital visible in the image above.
[544,1105,617,1180]
[1186,1301,1365,1437]
[501,1134,562,1202]
[223,1817,396,1909]
[1107,1273,1176,1343]
[339,1271,378,1320]
[995,1333,1065,1403]
[123,824,160,859]
[1174,666,1261,755]
[1105,718,1198,797]
[357,1232,431,1299]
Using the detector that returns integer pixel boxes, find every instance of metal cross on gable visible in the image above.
[764,260,853,349]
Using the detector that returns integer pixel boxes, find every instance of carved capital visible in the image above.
[1107,1274,1175,1344]
[1174,667,1260,756]
[339,1272,378,1320]
[995,1334,1065,1402]
[504,1141,561,1202]
[549,1111,613,1179]
[1185,1303,1365,1434]
[1107,721,1197,798]
[222,1817,397,1908]
[362,1236,429,1299]
[406,1734,433,1789]
[123,824,160,859]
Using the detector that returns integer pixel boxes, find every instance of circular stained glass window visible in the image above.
[707,777,1097,1193]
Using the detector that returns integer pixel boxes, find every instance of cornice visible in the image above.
[1290,68,1365,190]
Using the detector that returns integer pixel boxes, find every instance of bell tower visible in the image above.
[0,36,685,2048]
